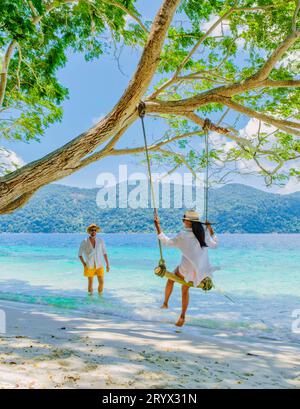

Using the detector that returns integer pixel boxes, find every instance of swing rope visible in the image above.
[201,119,238,300]
[203,118,212,223]
[137,106,249,304]
[138,102,213,290]
[138,102,167,276]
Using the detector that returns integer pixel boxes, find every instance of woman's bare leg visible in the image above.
[175,285,189,327]
[162,267,186,309]
[88,277,94,294]
[161,279,175,308]
[161,267,185,309]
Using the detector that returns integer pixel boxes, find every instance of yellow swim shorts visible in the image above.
[84,266,104,278]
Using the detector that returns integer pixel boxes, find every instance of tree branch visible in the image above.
[221,98,300,136]
[263,79,300,88]
[177,8,235,76]
[75,123,132,169]
[145,71,300,118]
[156,148,201,179]
[1,1,299,213]
[149,4,276,99]
[184,111,255,150]
[292,0,300,32]
[110,129,203,156]
[28,1,38,17]
[250,30,300,82]
[0,189,38,214]
[0,41,17,108]
[101,0,149,34]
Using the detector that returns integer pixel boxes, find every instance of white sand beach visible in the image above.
[0,300,299,389]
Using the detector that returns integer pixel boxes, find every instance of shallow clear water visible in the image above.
[0,233,300,343]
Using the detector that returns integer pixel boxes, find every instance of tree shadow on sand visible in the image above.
[0,280,300,388]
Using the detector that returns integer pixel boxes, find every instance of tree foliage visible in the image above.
[149,0,300,186]
[0,0,143,141]
[0,0,299,214]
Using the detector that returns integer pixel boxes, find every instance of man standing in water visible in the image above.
[78,224,110,295]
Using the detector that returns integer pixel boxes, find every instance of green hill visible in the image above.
[0,183,299,233]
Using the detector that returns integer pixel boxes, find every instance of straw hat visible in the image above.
[86,223,101,233]
[182,210,201,223]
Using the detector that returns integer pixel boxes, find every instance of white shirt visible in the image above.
[78,236,107,269]
[158,228,218,287]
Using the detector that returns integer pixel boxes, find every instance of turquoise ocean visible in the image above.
[0,233,300,343]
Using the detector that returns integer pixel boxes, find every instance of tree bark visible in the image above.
[0,41,17,108]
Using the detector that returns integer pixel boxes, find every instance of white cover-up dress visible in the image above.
[158,228,218,287]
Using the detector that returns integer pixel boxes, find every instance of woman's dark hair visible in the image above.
[191,221,207,248]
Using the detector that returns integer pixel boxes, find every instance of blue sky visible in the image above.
[1,0,298,194]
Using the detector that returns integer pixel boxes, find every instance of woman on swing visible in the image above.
[154,210,218,327]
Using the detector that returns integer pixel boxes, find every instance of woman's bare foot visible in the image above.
[175,316,185,327]
[161,303,168,309]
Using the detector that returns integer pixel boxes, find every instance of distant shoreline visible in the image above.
[1,183,299,234]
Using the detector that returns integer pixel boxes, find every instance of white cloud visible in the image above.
[209,131,238,165]
[237,158,261,173]
[239,118,276,141]
[209,131,226,145]
[236,37,246,48]
[277,177,300,195]
[236,119,279,174]
[0,147,24,176]
[237,119,300,178]
[209,119,298,180]
[277,50,300,73]
[124,15,135,30]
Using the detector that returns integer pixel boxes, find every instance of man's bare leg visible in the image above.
[175,285,189,327]
[161,279,175,309]
[88,277,94,295]
[97,275,104,295]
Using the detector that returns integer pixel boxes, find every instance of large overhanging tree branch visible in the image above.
[0,0,300,214]
[0,0,180,213]
[144,20,300,112]
[142,23,300,118]
[219,98,300,136]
